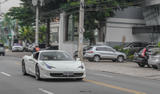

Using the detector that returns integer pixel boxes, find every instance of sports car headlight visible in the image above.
[41,62,56,69]
[78,65,84,69]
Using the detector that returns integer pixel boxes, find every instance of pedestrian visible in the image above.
[33,45,40,53]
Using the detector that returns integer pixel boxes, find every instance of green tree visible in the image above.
[39,24,47,43]
[18,26,34,43]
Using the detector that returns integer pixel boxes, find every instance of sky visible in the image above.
[1,0,21,13]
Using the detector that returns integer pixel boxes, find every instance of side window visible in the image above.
[33,52,39,60]
[96,47,107,51]
[106,48,114,52]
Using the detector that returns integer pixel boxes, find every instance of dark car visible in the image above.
[0,43,5,56]
[123,42,150,55]
[45,45,59,50]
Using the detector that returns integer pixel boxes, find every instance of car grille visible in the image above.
[50,73,83,77]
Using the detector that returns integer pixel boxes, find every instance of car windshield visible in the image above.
[39,51,74,61]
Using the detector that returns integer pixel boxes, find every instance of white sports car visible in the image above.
[22,50,86,80]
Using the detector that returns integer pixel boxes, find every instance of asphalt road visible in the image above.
[0,56,160,94]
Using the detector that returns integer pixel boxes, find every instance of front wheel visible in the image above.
[117,56,124,62]
[22,61,27,75]
[93,55,100,62]
[35,64,41,80]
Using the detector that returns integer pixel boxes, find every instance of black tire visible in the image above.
[117,56,124,62]
[93,55,100,62]
[22,60,27,75]
[112,59,117,62]
[35,64,41,80]
[2,53,5,56]
[138,63,145,67]
[152,65,158,69]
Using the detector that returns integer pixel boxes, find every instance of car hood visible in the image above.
[42,60,82,69]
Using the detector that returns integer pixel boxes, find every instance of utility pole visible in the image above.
[32,0,44,45]
[78,0,85,61]
[35,5,39,45]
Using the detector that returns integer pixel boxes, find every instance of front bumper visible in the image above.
[12,49,23,51]
[40,68,86,79]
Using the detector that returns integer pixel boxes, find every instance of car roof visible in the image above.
[39,50,66,53]
[92,45,112,48]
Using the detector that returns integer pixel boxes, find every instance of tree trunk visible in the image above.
[46,19,50,46]
[98,23,105,42]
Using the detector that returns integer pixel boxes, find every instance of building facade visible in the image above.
[50,0,160,55]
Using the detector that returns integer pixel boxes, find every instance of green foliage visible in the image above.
[6,6,34,27]
[0,40,4,44]
[114,45,134,60]
[18,26,34,43]
[39,24,47,43]
[158,41,160,48]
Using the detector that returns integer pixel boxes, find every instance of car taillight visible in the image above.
[87,51,94,53]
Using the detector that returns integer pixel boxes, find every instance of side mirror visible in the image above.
[76,58,80,61]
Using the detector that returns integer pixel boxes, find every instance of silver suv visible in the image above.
[0,43,5,56]
[84,45,126,62]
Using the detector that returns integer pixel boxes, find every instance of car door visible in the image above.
[95,47,107,59]
[103,47,116,59]
[26,54,34,73]
[30,52,39,74]
[95,47,115,59]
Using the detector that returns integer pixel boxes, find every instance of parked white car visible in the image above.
[12,45,24,52]
[22,50,86,80]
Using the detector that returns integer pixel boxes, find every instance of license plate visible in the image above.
[63,72,73,75]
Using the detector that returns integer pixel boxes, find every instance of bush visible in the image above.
[114,46,134,60]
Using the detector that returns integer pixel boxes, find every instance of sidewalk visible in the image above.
[84,61,160,80]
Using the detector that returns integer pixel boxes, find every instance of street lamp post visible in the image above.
[78,0,85,61]
[35,5,39,45]
[32,0,44,45]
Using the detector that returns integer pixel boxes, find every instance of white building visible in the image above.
[51,6,147,55]
[50,1,160,55]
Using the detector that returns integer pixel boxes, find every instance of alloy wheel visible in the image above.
[117,56,124,62]
[94,55,100,62]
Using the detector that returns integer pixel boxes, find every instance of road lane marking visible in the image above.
[84,79,146,94]
[93,73,113,78]
[39,88,54,94]
[16,62,21,65]
[1,72,11,77]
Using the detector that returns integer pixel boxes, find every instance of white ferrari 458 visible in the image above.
[22,50,86,80]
